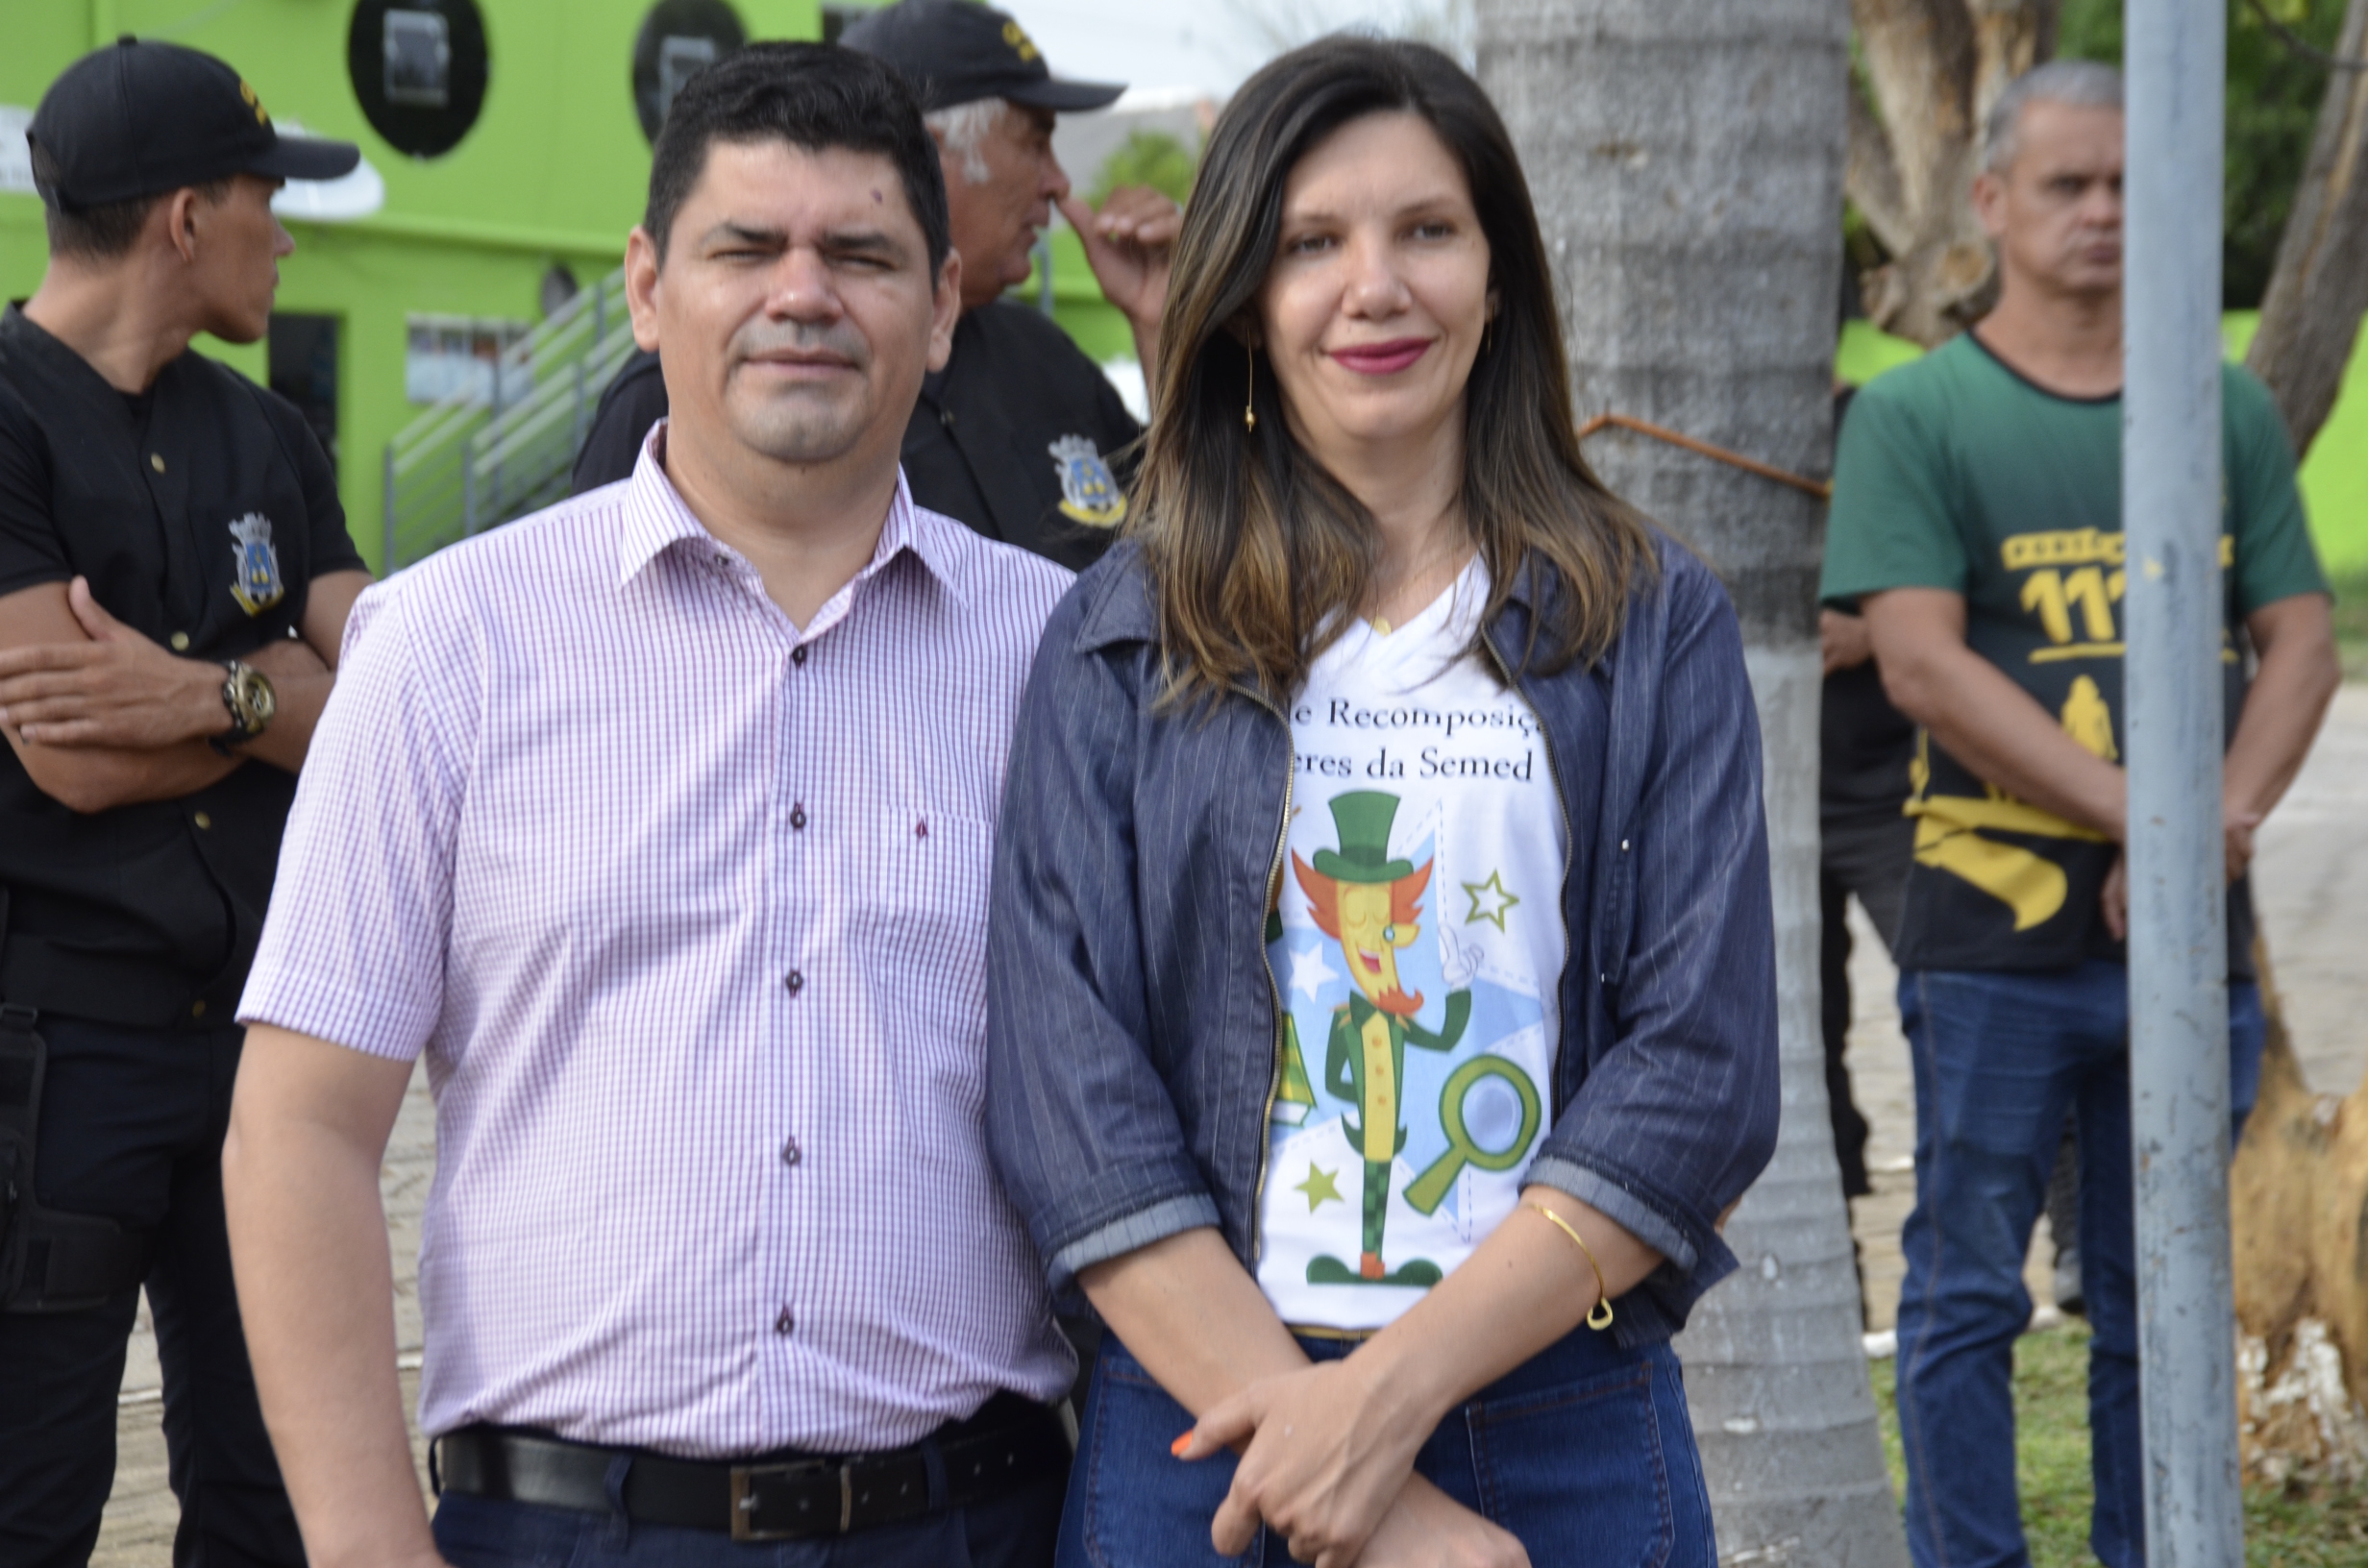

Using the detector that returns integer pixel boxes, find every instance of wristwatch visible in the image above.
[210,660,277,755]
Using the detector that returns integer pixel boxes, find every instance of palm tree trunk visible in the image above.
[1476,3,1910,1561]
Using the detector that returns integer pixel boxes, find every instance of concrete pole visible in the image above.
[2123,1,2241,1563]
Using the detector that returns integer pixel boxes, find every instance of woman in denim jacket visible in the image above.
[986,37,1779,1568]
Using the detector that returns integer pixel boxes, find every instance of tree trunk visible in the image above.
[2226,0,2368,1489]
[1847,0,2060,345]
[2231,944,2368,1484]
[1476,3,1910,1561]
[2243,0,2368,456]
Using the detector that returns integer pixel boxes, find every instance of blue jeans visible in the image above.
[1056,1327,1714,1567]
[1893,961,2263,1568]
[431,1472,1063,1568]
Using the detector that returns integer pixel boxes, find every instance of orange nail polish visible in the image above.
[1171,1432,1194,1457]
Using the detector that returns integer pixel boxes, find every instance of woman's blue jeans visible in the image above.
[1893,960,2263,1568]
[1054,1324,1714,1567]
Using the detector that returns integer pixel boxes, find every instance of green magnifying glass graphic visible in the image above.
[1403,1054,1542,1216]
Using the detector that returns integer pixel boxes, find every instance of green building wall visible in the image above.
[3,0,826,572]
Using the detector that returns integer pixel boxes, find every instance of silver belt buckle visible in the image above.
[728,1458,838,1542]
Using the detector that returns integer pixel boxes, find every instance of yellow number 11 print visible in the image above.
[2021,566,2126,661]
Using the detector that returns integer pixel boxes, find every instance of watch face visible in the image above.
[243,669,278,727]
[228,666,277,733]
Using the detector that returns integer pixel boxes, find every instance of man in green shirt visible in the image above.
[1822,60,2339,1568]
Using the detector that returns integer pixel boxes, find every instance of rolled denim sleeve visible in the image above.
[985,584,1219,1298]
[1530,558,1781,1325]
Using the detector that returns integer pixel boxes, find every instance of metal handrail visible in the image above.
[382,267,636,570]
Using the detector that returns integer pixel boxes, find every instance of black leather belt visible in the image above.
[434,1392,1069,1543]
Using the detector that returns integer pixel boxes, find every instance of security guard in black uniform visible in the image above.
[573,0,1176,574]
[0,39,368,1567]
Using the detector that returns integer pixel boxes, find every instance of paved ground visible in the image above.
[90,686,2368,1560]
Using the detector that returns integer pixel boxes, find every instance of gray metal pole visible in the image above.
[2124,1,2240,1563]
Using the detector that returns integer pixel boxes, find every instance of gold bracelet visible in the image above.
[1524,1199,1615,1330]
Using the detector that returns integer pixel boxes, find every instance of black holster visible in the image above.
[0,1004,156,1313]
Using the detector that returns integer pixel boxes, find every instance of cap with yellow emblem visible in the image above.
[27,37,359,212]
[841,0,1125,114]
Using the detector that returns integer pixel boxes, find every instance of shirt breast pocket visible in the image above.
[858,808,996,1044]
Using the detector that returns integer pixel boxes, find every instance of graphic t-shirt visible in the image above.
[1820,332,2328,976]
[1255,561,1570,1332]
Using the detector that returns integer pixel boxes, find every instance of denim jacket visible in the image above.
[984,536,1779,1348]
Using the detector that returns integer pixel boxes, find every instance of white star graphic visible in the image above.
[1291,943,1342,999]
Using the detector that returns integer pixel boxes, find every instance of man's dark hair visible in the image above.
[30,141,230,261]
[644,42,950,276]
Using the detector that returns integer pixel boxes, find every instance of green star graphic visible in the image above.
[1294,1164,1344,1213]
[1462,870,1519,930]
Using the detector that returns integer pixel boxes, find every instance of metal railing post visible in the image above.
[488,358,506,523]
[571,357,588,472]
[382,441,399,574]
[2125,1,2240,1563]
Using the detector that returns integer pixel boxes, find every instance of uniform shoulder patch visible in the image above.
[1049,434,1127,528]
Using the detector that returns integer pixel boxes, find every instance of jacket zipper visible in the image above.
[1237,684,1295,1275]
[1483,641,1577,1080]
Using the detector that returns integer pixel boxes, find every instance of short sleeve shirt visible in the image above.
[1819,331,2327,976]
[1256,561,1582,1331]
[0,306,366,1025]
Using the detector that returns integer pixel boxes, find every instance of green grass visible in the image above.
[1868,1323,2368,1566]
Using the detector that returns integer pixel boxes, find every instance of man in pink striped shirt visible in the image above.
[220,45,1075,1568]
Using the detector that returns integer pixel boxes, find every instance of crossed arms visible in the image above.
[0,568,369,811]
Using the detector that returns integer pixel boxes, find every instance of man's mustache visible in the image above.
[730,323,870,368]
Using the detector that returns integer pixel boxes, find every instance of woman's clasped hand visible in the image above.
[1177,1357,1445,1567]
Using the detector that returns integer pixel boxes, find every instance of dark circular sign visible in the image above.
[348,0,489,159]
[633,0,746,144]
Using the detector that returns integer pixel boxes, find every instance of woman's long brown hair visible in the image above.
[1132,36,1655,707]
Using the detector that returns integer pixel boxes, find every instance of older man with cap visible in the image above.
[573,0,1172,572]
[0,37,369,1568]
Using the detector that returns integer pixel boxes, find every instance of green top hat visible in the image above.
[1311,791,1415,884]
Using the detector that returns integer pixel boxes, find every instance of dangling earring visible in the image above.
[1245,340,1258,433]
[1483,316,1495,355]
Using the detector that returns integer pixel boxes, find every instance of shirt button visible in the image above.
[790,804,807,831]
[790,645,808,667]
[780,1137,802,1166]
[1620,839,1631,852]
[193,812,212,830]
[774,1308,795,1335]
[190,1000,207,1018]
[784,970,804,994]
[169,632,190,651]
[149,453,165,474]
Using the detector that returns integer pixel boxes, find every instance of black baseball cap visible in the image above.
[28,37,359,211]
[842,0,1125,115]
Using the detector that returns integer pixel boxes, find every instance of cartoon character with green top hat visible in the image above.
[1291,791,1470,1286]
